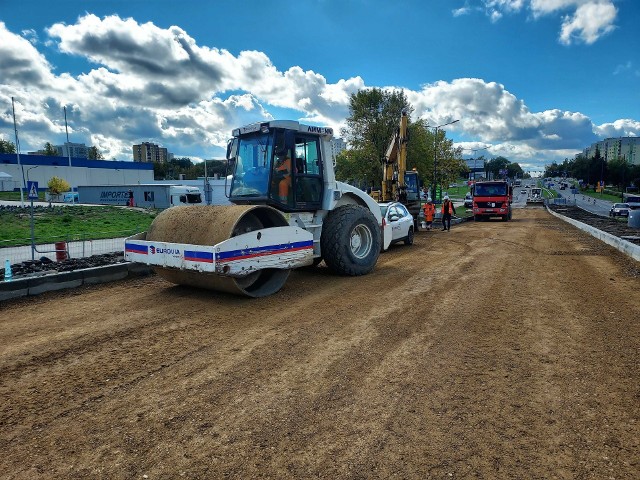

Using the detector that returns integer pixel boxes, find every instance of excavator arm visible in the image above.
[381,109,410,203]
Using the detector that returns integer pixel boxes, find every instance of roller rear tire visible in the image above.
[321,205,381,276]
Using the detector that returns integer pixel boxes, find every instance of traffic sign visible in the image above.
[27,181,39,200]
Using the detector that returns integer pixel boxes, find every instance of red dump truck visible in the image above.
[471,180,513,221]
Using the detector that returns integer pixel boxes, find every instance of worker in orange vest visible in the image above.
[441,196,456,231]
[422,198,435,230]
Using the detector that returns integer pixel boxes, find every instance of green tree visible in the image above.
[486,156,510,178]
[338,88,414,188]
[431,127,464,188]
[87,146,104,160]
[607,157,631,192]
[0,139,16,154]
[47,176,70,194]
[43,142,57,156]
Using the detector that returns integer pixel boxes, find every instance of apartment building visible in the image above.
[330,138,346,159]
[582,137,640,165]
[55,142,88,159]
[133,142,171,163]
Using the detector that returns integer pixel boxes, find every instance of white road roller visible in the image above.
[125,120,389,297]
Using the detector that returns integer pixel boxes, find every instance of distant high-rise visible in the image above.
[330,138,346,158]
[55,142,88,158]
[581,137,640,165]
[133,142,170,163]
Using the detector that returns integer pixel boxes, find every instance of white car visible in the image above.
[380,202,414,246]
[463,193,473,208]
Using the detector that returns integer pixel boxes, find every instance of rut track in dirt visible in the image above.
[0,208,638,479]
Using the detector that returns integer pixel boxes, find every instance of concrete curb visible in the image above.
[546,206,640,262]
[0,262,152,303]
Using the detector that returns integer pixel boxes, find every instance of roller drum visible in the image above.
[147,205,291,297]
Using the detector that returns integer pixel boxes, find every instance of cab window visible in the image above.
[293,135,323,208]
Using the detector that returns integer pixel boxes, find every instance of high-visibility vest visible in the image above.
[441,201,454,215]
[423,203,435,221]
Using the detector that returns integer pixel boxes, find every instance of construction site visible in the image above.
[1,206,639,479]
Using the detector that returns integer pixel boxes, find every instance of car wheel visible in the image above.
[404,227,414,246]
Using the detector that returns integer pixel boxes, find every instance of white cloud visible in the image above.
[559,1,617,45]
[453,7,470,16]
[613,61,632,75]
[594,119,640,138]
[466,0,618,45]
[0,15,633,168]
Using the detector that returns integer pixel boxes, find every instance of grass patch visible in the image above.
[0,191,46,201]
[578,189,623,203]
[0,205,157,247]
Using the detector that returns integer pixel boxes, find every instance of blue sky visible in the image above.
[1,0,638,173]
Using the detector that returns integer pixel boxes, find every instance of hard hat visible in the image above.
[444,195,449,200]
[427,198,432,202]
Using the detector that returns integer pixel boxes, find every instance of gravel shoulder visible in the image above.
[1,208,638,479]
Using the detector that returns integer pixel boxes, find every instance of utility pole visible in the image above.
[11,97,25,207]
[64,106,72,168]
[429,119,460,203]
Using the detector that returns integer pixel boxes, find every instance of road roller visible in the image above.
[125,120,391,297]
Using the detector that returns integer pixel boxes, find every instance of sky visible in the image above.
[0,0,639,174]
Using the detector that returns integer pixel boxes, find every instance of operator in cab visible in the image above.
[274,153,292,203]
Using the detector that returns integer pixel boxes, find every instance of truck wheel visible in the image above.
[321,204,381,276]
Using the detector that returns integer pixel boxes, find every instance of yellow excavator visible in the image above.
[379,109,421,224]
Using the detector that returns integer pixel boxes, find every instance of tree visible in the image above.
[88,146,104,160]
[43,142,57,156]
[47,176,70,194]
[507,162,524,179]
[339,88,414,187]
[593,145,606,185]
[485,156,510,178]
[0,139,16,154]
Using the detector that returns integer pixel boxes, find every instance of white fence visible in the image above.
[1,236,127,265]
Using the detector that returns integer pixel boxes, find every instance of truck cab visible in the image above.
[170,186,203,206]
[471,181,513,221]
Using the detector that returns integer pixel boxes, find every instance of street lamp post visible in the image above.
[429,119,459,203]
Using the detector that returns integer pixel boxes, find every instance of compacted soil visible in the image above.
[1,208,638,479]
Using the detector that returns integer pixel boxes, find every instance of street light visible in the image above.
[428,119,459,202]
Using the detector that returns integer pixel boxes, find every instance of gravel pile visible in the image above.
[1,252,125,281]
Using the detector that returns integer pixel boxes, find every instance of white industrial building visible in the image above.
[0,153,154,192]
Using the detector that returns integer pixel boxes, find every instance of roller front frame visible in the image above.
[125,226,314,277]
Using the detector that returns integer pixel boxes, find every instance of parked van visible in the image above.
[63,192,79,203]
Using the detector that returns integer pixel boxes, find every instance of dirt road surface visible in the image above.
[1,209,638,479]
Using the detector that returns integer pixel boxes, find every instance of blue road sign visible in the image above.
[27,181,38,200]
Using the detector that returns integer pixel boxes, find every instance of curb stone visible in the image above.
[0,263,152,303]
